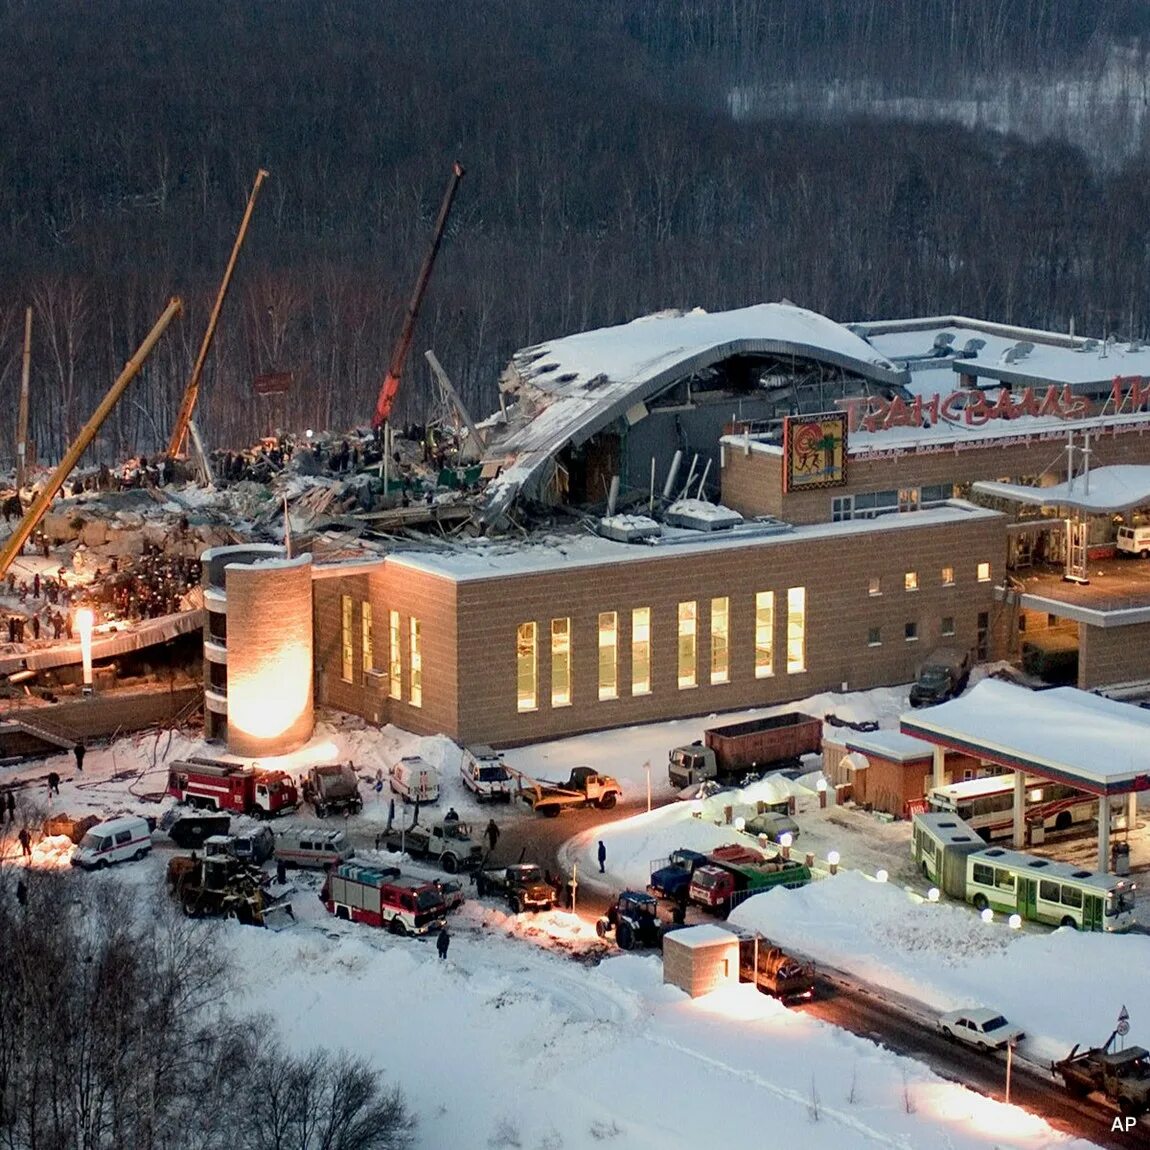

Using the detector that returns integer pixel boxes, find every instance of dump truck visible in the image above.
[648,848,710,901]
[596,891,672,950]
[689,852,812,915]
[380,819,484,873]
[166,851,293,928]
[167,758,298,817]
[302,762,363,817]
[474,863,557,912]
[731,931,816,999]
[508,764,623,817]
[1052,1033,1150,1114]
[668,712,822,789]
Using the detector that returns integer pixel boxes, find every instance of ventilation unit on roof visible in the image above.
[663,500,744,532]
[933,332,956,351]
[1003,341,1035,364]
[1130,339,1144,353]
[1072,870,1093,878]
[1077,338,1100,352]
[960,338,986,357]
[983,849,1005,857]
[1026,859,1050,868]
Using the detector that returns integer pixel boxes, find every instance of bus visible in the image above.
[911,813,1136,932]
[926,774,1097,840]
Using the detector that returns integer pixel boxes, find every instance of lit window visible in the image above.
[905,572,918,592]
[868,577,881,596]
[598,612,618,700]
[941,566,954,586]
[786,587,805,673]
[977,562,991,582]
[551,618,570,707]
[868,627,881,647]
[905,621,918,642]
[517,621,537,712]
[340,595,353,683]
[388,610,401,699]
[710,597,729,685]
[755,592,774,678]
[941,616,955,637]
[678,601,697,688]
[632,607,651,696]
[361,602,374,681]
[409,617,422,707]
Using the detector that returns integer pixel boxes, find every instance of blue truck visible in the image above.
[648,848,710,901]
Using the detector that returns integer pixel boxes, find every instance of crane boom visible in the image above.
[0,297,183,580]
[372,161,465,430]
[168,168,268,459]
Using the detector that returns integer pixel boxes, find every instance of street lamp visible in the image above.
[816,777,828,809]
[76,608,94,696]
[827,850,840,876]
[928,887,940,902]
[1009,913,1022,930]
[644,759,651,814]
[981,907,994,923]
[780,832,793,860]
[875,868,888,883]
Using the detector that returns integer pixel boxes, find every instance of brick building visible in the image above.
[202,305,1150,751]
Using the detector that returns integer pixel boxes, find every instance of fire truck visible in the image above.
[321,861,447,936]
[166,757,298,818]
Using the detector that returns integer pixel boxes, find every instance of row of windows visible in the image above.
[341,597,422,707]
[516,590,807,713]
[867,617,955,646]
[831,484,954,522]
[869,562,990,596]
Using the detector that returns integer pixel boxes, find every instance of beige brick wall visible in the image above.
[225,557,314,756]
[314,565,459,740]
[722,425,1150,524]
[452,513,1004,746]
[1079,622,1150,689]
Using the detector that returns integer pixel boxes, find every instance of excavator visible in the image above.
[372,161,465,430]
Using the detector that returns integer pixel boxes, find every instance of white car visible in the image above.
[939,1007,1025,1051]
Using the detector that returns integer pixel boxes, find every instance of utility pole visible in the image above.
[16,306,31,490]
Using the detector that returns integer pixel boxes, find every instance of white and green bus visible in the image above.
[963,847,1135,932]
[926,774,1096,841]
[911,813,1136,932]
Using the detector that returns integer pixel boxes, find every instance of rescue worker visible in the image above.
[436,925,450,960]
[18,827,31,858]
[444,807,459,823]
[46,771,59,796]
[597,840,607,874]
[73,741,85,772]
[485,818,500,853]
[5,791,14,823]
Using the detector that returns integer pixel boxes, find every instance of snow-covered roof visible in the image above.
[972,465,1150,512]
[664,923,739,950]
[900,679,1150,794]
[482,303,904,518]
[389,501,1000,583]
[844,730,935,762]
[858,315,1150,392]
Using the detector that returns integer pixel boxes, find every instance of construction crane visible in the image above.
[167,168,269,460]
[372,160,465,430]
[0,298,183,579]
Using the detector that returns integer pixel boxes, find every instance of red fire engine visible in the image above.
[167,757,298,818]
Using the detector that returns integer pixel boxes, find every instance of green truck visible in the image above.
[688,853,811,915]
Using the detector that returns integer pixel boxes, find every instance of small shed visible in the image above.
[842,730,936,817]
[662,924,741,998]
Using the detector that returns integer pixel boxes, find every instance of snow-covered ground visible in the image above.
[2,680,1140,1149]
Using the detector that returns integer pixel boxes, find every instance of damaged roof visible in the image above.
[480,302,905,521]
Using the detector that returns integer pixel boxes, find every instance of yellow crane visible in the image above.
[0,297,184,580]
[167,168,269,460]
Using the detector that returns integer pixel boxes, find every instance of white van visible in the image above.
[390,756,440,803]
[274,826,354,869]
[460,745,512,803]
[73,816,153,870]
[1117,526,1150,558]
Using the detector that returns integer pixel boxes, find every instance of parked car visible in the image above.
[938,1007,1024,1051]
[743,811,800,842]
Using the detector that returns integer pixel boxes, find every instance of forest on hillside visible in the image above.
[3,0,1150,460]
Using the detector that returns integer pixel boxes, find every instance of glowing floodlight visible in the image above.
[875,868,888,883]
[1009,914,1022,930]
[928,887,940,902]
[827,850,840,875]
[76,608,94,695]
[981,908,994,923]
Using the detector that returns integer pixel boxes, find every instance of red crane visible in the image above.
[372,161,465,429]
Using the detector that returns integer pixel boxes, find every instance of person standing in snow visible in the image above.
[5,791,14,824]
[485,818,499,853]
[46,772,59,796]
[597,840,607,874]
[436,925,450,960]
[73,741,85,773]
[17,827,30,858]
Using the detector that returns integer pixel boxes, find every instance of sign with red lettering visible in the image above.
[783,412,847,493]
[252,371,293,396]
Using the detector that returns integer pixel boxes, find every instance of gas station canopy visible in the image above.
[972,465,1150,513]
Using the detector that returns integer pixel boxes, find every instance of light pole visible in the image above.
[1005,1037,1015,1103]
[76,608,94,695]
[644,760,651,813]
